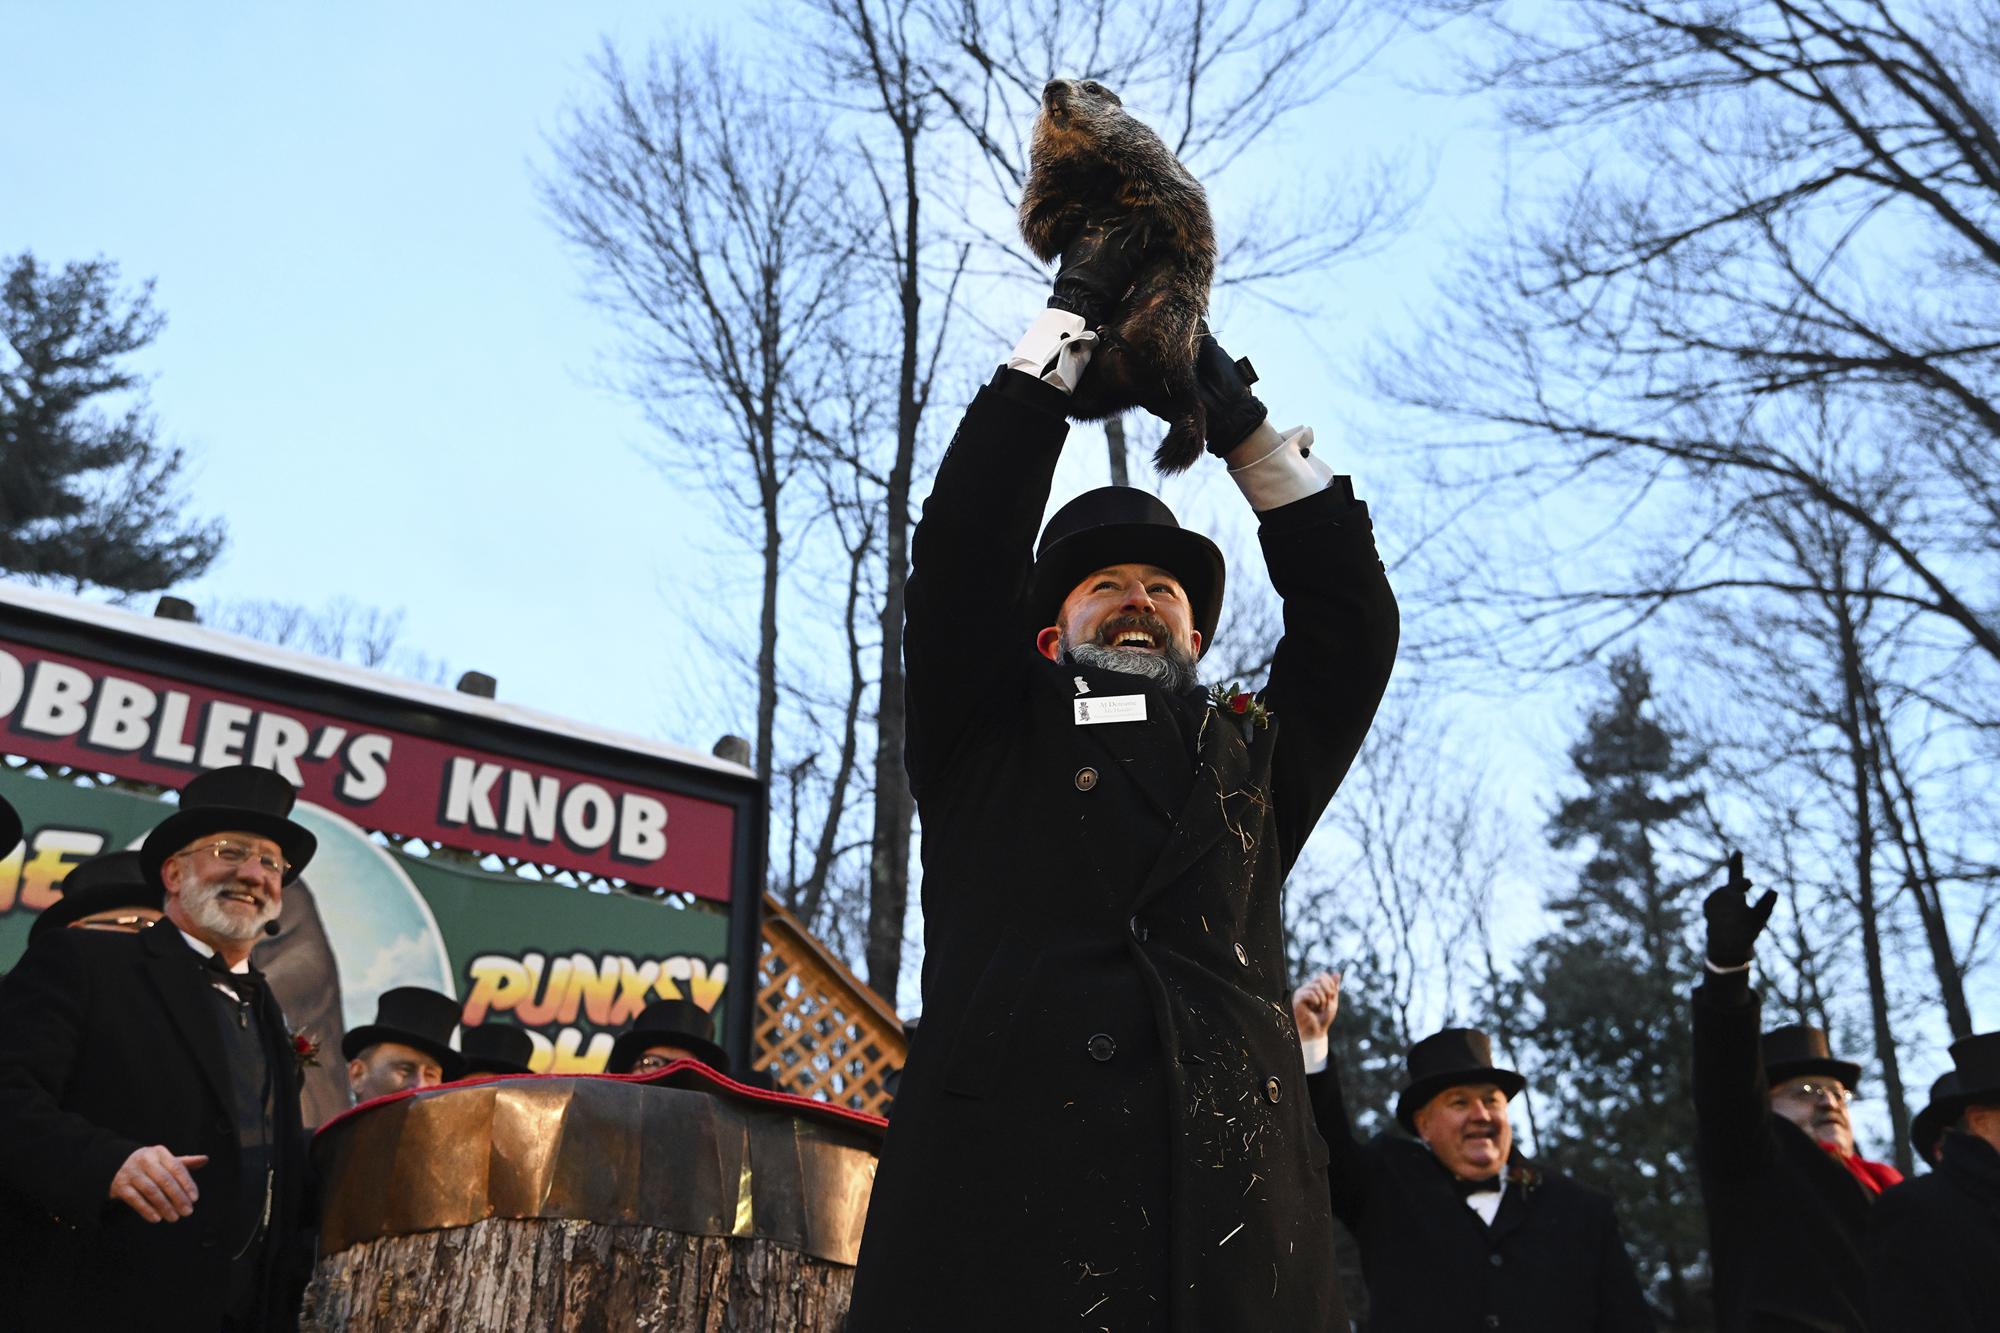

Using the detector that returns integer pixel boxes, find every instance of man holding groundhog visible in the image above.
[846,208,1398,1329]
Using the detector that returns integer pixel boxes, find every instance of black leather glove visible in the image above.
[1194,330,1270,456]
[1703,851,1777,968]
[1047,213,1152,329]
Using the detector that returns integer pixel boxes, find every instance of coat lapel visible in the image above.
[1132,706,1275,910]
[1061,666,1188,823]
[1486,1173,1535,1245]
[141,924,238,1115]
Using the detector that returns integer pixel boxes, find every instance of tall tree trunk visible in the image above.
[1833,593,1912,1173]
[1857,672,1975,1039]
[757,494,780,799]
[1104,412,1130,487]
[801,525,871,933]
[866,99,921,1002]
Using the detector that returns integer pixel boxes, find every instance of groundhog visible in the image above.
[1021,78,1216,472]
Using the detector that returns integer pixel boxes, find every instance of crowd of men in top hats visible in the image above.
[0,775,735,1330]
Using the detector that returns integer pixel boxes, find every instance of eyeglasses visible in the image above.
[175,839,290,879]
[1776,1079,1853,1106]
[631,1052,682,1073]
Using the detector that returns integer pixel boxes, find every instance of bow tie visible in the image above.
[1451,1175,1502,1198]
[201,953,261,991]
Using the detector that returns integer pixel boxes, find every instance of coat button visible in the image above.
[1233,943,1249,966]
[1087,1033,1117,1062]
[1265,1076,1282,1103]
[1489,1253,1503,1267]
[1129,915,1149,942]
[1485,1317,1500,1329]
[1074,766,1098,791]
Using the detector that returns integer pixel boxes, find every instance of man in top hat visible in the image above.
[1865,1032,2000,1331]
[1909,1071,1961,1169]
[0,763,318,1331]
[29,850,163,940]
[460,1023,537,1077]
[1295,972,1655,1332]
[345,985,467,1103]
[847,214,1399,1332]
[605,997,730,1076]
[1695,854,1903,1332]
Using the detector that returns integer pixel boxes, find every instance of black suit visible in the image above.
[1306,1060,1655,1332]
[0,922,309,1331]
[1865,1132,2000,1333]
[1693,971,1876,1332]
[846,370,1399,1331]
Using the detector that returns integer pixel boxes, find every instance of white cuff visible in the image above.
[1225,422,1333,511]
[1704,957,1752,975]
[1300,1033,1329,1074]
[1006,308,1097,395]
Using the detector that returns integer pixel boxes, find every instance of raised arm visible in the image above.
[1294,971,1374,1224]
[1692,853,1781,1176]
[1189,336,1399,870]
[903,216,1152,792]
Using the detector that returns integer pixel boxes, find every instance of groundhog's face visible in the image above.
[1039,78,1123,131]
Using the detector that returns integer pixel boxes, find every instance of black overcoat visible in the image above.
[1693,970,1877,1332]
[846,370,1399,1332]
[1306,1061,1656,1332]
[0,922,310,1330]
[1865,1132,2000,1333]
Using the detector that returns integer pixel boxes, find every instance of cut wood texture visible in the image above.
[301,1218,853,1332]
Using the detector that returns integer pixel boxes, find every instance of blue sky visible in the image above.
[0,1,1518,745]
[2,3,733,733]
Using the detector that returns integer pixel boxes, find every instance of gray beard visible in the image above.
[181,878,278,943]
[1063,636,1200,694]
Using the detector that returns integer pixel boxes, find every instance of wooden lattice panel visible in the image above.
[755,898,906,1115]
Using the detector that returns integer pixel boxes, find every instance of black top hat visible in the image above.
[1762,1025,1861,1090]
[1912,1070,1963,1164]
[1027,487,1226,655]
[341,986,467,1081]
[606,997,729,1075]
[140,765,317,889]
[1941,1031,2000,1115]
[0,794,19,860]
[460,1023,536,1077]
[1395,1028,1527,1133]
[30,851,162,941]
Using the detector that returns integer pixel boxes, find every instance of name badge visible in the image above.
[1074,695,1147,726]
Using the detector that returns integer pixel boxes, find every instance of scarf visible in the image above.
[1820,1140,1904,1195]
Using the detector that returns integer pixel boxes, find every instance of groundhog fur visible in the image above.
[1021,78,1216,472]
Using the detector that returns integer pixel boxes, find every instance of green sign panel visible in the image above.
[0,770,730,1122]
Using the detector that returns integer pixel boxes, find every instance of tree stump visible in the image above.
[300,1069,882,1333]
[301,1218,853,1332]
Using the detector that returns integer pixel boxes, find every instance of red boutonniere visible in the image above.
[291,1029,322,1070]
[1207,682,1271,730]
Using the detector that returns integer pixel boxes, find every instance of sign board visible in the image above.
[0,582,765,1115]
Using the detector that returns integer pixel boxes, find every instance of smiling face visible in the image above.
[1412,1082,1513,1181]
[1772,1075,1856,1155]
[1037,562,1203,664]
[162,829,285,954]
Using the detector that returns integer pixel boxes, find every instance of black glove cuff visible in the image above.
[1205,392,1270,457]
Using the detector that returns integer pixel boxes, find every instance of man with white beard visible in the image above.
[0,764,318,1332]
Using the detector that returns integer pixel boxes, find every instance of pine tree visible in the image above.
[0,251,222,592]
[1521,650,1712,1330]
